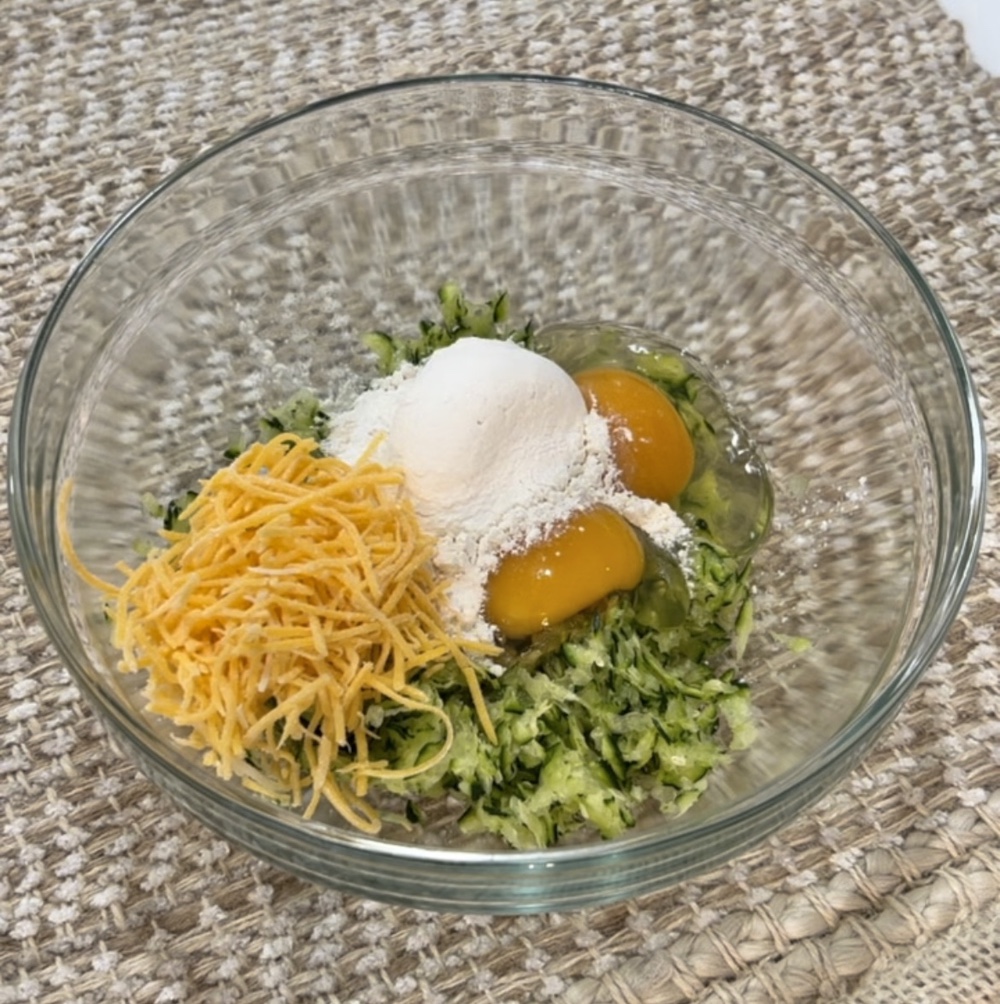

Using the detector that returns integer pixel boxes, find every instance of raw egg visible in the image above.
[485,506,644,639]
[574,367,695,504]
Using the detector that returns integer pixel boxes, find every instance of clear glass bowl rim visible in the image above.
[7,73,988,872]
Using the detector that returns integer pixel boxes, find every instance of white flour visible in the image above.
[323,339,690,639]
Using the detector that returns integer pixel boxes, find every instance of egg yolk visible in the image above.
[485,506,645,639]
[574,367,695,504]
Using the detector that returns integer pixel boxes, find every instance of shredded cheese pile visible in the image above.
[59,434,500,834]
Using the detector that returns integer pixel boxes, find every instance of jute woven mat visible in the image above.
[2,1,999,1001]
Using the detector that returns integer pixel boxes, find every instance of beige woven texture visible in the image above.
[2,1,999,1001]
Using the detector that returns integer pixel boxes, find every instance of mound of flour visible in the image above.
[324,338,689,638]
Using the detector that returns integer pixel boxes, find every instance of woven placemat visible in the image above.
[2,1,999,1001]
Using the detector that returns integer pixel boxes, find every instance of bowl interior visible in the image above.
[12,77,983,909]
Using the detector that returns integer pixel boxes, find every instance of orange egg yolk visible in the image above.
[574,367,695,504]
[485,506,645,639]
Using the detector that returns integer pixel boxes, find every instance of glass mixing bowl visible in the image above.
[9,75,986,913]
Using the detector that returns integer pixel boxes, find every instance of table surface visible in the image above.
[2,2,999,1001]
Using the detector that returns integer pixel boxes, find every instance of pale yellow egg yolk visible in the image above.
[485,506,645,639]
[574,367,695,504]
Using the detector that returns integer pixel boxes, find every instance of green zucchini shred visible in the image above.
[364,537,755,850]
[362,282,535,376]
[258,389,331,445]
[162,490,199,533]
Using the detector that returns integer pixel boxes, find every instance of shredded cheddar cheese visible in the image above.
[58,434,500,834]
